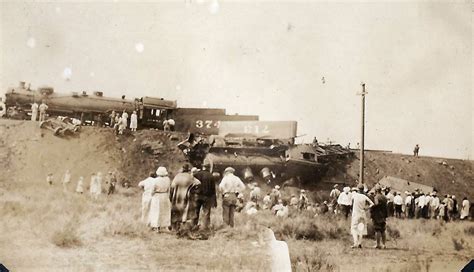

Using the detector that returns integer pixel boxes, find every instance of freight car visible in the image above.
[4,81,258,134]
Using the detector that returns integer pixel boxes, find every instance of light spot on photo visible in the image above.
[209,0,219,14]
[27,37,36,48]
[62,67,72,80]
[135,43,144,53]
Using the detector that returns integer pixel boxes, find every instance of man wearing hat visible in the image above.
[393,192,403,218]
[298,189,309,211]
[106,171,117,195]
[337,187,353,219]
[270,185,282,208]
[249,182,261,209]
[370,184,388,249]
[429,191,440,219]
[330,184,341,207]
[218,167,245,227]
[193,159,218,230]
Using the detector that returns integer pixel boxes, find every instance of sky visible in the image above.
[0,1,472,159]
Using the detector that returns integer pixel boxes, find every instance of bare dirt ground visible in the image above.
[0,119,472,271]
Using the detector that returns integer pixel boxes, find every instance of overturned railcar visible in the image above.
[178,120,354,183]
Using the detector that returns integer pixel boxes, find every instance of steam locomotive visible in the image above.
[4,81,258,134]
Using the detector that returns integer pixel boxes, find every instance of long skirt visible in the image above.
[350,215,368,236]
[149,193,171,228]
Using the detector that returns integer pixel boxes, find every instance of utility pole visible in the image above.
[359,83,367,184]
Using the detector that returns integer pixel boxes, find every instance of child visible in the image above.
[46,173,53,185]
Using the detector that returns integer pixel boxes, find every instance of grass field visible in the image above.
[0,179,473,271]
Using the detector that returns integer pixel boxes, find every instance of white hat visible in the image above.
[224,167,235,174]
[156,166,168,176]
[343,187,350,193]
[274,185,281,190]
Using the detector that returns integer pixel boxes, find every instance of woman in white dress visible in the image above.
[148,167,172,232]
[62,169,71,192]
[460,197,470,220]
[89,173,98,198]
[138,172,157,223]
[350,184,374,248]
[130,111,138,132]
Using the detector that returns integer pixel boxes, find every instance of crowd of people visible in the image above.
[45,160,472,246]
[136,162,472,244]
[329,184,472,222]
[46,169,118,197]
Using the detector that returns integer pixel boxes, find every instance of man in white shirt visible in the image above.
[219,167,245,227]
[38,101,48,122]
[393,192,403,218]
[337,187,352,219]
[430,192,440,219]
[167,118,175,131]
[417,193,426,218]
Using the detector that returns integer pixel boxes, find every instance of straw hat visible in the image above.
[156,166,168,177]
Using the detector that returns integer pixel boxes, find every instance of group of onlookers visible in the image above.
[30,101,49,122]
[139,161,231,238]
[46,170,117,197]
[328,184,472,222]
[109,110,138,134]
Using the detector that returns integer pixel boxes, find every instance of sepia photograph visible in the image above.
[0,0,473,271]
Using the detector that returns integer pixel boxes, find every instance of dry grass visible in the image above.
[1,179,473,271]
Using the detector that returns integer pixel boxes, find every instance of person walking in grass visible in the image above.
[76,176,84,194]
[46,173,54,186]
[106,171,117,195]
[138,172,157,223]
[460,197,469,220]
[350,183,374,249]
[149,167,172,232]
[219,167,245,227]
[89,173,98,199]
[371,185,388,249]
[62,169,71,192]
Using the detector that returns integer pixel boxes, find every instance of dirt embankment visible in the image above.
[323,150,474,199]
[0,119,187,190]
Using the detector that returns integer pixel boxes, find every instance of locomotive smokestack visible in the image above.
[19,81,26,88]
